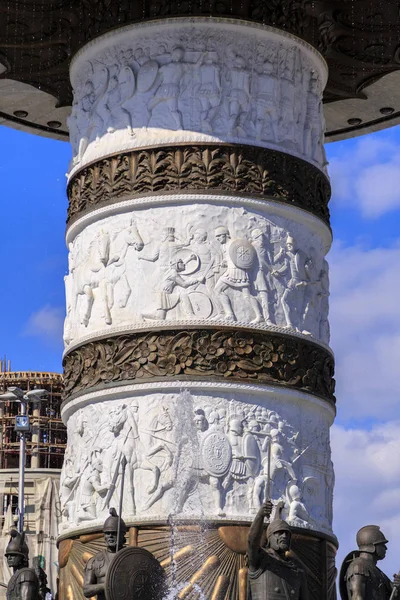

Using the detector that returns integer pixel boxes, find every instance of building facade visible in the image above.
[0,367,65,596]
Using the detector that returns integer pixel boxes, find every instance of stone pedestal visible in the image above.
[59,17,336,600]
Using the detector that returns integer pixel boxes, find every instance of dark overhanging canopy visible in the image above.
[0,0,399,140]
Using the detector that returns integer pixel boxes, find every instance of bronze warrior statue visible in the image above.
[247,500,309,600]
[83,508,127,600]
[5,530,39,600]
[340,525,400,600]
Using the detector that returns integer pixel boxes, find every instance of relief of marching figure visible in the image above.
[69,24,326,169]
[60,394,333,535]
[64,207,330,346]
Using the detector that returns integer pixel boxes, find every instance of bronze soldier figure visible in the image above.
[247,500,309,600]
[83,508,127,600]
[340,525,400,600]
[5,530,39,600]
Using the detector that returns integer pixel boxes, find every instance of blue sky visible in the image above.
[1,123,400,577]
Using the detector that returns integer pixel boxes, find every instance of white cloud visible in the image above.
[328,134,400,218]
[329,236,400,579]
[329,240,400,420]
[24,305,64,345]
[332,422,400,579]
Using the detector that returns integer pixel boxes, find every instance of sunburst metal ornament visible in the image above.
[58,524,336,600]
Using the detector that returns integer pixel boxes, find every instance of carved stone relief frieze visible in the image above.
[59,389,334,537]
[63,203,331,347]
[68,21,327,172]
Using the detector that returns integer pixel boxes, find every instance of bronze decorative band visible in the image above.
[67,145,331,226]
[63,329,335,404]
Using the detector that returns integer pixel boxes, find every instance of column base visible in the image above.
[58,523,337,600]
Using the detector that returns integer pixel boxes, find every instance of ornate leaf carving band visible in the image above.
[67,145,331,225]
[62,329,335,403]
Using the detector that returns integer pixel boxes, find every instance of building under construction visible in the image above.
[0,360,66,595]
[0,362,66,470]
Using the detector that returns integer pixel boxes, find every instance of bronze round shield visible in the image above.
[228,239,256,269]
[201,431,232,477]
[105,547,166,600]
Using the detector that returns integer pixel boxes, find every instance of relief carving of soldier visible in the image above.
[272,235,308,331]
[147,47,185,129]
[214,237,263,323]
[5,530,39,600]
[340,525,400,600]
[248,501,309,600]
[83,508,127,600]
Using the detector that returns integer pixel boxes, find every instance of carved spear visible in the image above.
[116,455,127,551]
[265,437,272,502]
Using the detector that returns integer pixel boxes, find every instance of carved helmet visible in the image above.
[356,525,388,553]
[103,508,127,535]
[215,226,230,237]
[266,519,292,540]
[5,530,29,557]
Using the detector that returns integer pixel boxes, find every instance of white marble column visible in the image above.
[60,17,335,600]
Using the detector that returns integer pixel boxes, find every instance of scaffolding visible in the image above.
[0,363,66,470]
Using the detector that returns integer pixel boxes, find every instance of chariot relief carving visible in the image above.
[59,392,334,537]
[64,205,330,347]
[68,22,326,171]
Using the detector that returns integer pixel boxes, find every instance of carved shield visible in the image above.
[137,60,159,92]
[187,291,213,318]
[228,239,256,269]
[171,247,200,275]
[201,431,232,477]
[119,66,136,100]
[243,433,261,477]
[105,547,166,600]
[338,551,359,600]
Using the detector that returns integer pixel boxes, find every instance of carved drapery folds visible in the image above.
[67,146,331,224]
[62,329,335,402]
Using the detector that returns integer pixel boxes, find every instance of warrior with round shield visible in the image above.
[339,525,400,600]
[222,418,260,507]
[248,501,309,600]
[5,530,39,600]
[198,410,232,516]
[214,237,263,323]
[83,508,126,600]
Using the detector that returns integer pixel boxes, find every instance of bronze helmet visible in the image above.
[103,508,127,535]
[5,530,29,557]
[266,519,292,540]
[356,525,388,553]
